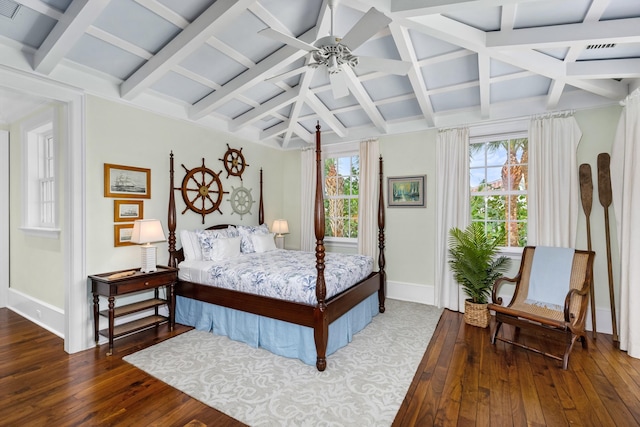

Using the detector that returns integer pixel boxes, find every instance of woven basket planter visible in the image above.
[464,299,490,328]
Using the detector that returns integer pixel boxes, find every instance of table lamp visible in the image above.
[272,219,289,249]
[131,219,166,273]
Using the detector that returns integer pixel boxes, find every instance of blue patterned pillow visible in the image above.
[237,224,270,253]
[196,229,230,261]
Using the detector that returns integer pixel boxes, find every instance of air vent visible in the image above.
[586,43,616,50]
[0,0,20,19]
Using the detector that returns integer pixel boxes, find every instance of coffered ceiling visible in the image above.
[0,0,638,148]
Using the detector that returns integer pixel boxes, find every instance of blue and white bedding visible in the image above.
[178,249,374,304]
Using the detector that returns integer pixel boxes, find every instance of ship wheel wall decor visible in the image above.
[177,158,228,224]
[220,144,249,180]
[228,185,255,220]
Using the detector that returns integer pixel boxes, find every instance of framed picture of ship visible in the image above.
[104,163,151,199]
[388,175,426,207]
[114,200,143,222]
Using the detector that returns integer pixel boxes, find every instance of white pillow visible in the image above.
[180,230,203,261]
[206,236,241,261]
[251,233,277,253]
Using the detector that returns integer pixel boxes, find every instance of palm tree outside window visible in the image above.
[470,134,528,247]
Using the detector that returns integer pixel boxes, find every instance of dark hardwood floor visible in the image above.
[2,307,640,426]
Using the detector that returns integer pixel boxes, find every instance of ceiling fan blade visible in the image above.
[340,8,391,51]
[330,71,350,99]
[259,28,316,52]
[357,56,412,76]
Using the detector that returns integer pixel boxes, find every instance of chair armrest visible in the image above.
[491,275,519,306]
[563,284,590,322]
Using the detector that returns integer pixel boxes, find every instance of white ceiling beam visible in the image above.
[86,26,152,60]
[230,88,299,131]
[189,28,315,120]
[120,0,254,100]
[389,22,434,126]
[391,0,539,17]
[34,0,111,74]
[281,68,317,148]
[16,0,63,19]
[206,36,255,69]
[304,93,348,137]
[545,0,609,109]
[567,58,640,79]
[486,18,640,49]
[403,14,628,100]
[134,0,189,28]
[500,4,517,31]
[342,67,387,133]
[260,120,289,139]
[478,53,490,119]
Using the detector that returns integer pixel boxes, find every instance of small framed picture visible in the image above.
[114,200,143,222]
[388,175,426,208]
[114,223,135,247]
[104,163,151,199]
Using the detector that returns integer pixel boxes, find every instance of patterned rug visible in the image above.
[124,299,443,427]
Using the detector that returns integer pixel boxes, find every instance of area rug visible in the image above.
[124,299,443,427]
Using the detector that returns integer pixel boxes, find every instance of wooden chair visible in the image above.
[488,246,595,369]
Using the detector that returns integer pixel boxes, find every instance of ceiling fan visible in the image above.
[259,0,411,99]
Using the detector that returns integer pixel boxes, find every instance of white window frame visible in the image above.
[322,141,359,247]
[469,120,528,256]
[20,107,60,238]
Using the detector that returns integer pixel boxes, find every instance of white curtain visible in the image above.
[528,113,582,246]
[435,127,469,310]
[358,139,379,260]
[611,88,640,359]
[300,148,316,251]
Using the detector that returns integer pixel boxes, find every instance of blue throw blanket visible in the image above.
[525,246,575,310]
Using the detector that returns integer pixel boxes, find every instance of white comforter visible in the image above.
[178,249,374,305]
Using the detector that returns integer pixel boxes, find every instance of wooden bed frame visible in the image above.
[167,123,386,371]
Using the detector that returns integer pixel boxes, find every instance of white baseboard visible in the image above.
[387,280,614,335]
[387,280,435,306]
[8,288,64,338]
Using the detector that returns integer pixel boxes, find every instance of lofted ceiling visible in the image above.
[0,0,639,148]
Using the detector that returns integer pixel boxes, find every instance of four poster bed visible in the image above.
[167,124,386,371]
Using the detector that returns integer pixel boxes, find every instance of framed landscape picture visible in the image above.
[388,175,426,208]
[104,163,151,199]
[114,200,143,222]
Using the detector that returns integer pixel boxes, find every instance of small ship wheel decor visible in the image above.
[177,158,228,224]
[219,144,249,179]
[228,185,255,219]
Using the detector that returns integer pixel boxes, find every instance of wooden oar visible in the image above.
[597,153,619,348]
[579,163,596,339]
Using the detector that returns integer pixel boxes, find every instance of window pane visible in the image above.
[469,135,528,248]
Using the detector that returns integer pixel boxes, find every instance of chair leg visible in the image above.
[562,334,579,370]
[491,321,503,344]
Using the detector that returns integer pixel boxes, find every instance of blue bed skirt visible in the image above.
[175,293,380,365]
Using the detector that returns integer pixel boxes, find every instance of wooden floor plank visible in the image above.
[3,307,640,426]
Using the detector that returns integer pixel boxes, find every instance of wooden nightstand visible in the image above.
[89,265,178,356]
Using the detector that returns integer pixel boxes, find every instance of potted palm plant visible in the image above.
[448,222,511,328]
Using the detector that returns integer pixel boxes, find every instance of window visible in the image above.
[323,154,359,240]
[469,132,528,247]
[21,107,59,237]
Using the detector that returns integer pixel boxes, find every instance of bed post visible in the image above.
[313,122,328,372]
[259,168,264,225]
[168,151,177,268]
[378,155,386,313]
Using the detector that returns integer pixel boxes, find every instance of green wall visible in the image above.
[85,96,287,276]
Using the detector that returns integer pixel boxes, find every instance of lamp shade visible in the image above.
[131,219,166,245]
[272,219,289,236]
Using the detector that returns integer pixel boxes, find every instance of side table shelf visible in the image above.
[89,266,178,356]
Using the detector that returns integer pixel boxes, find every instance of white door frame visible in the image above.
[0,66,88,353]
[0,130,8,308]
